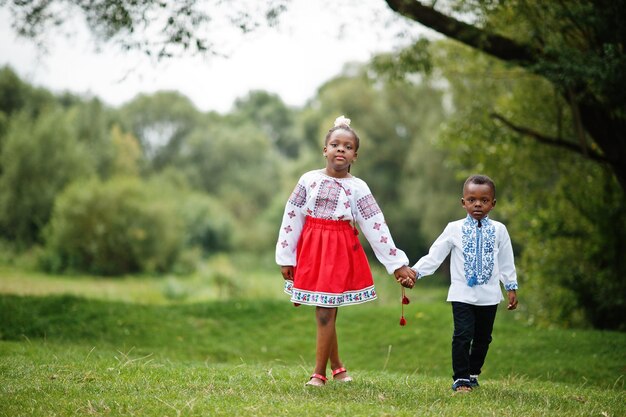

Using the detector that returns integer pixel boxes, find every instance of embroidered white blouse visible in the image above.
[411,215,518,305]
[275,169,409,274]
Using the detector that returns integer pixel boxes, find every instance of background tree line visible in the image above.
[1,0,625,332]
[0,62,457,275]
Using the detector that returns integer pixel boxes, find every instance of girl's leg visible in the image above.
[329,307,341,369]
[328,308,351,381]
[312,306,337,382]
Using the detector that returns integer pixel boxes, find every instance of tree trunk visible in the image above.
[577,99,626,192]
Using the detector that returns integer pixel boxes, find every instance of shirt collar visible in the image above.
[465,214,490,227]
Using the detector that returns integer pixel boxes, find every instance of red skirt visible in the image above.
[284,217,377,307]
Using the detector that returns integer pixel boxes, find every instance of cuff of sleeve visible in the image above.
[505,283,518,291]
[410,267,421,279]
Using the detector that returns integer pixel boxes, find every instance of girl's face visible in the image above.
[461,183,496,220]
[323,129,358,174]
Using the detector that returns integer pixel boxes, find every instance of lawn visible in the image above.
[0,264,624,416]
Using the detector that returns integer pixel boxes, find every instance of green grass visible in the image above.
[1,342,623,417]
[0,265,625,416]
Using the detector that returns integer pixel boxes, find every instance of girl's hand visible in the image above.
[400,277,414,289]
[394,266,416,288]
[281,266,294,281]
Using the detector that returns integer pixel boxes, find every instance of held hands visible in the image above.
[281,266,294,281]
[507,290,518,310]
[394,266,417,289]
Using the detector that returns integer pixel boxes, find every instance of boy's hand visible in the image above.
[281,266,294,281]
[394,266,416,288]
[507,290,518,310]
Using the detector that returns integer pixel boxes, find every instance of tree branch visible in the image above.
[490,113,611,164]
[384,0,537,65]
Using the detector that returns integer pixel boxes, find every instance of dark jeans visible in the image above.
[451,302,498,381]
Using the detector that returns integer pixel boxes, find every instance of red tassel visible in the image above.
[399,287,408,326]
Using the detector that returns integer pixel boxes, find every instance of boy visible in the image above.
[409,174,518,392]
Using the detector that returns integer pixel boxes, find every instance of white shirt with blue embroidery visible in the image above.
[275,169,409,274]
[411,215,518,305]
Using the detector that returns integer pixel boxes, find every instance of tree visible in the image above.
[0,109,94,244]
[117,91,201,172]
[0,66,56,118]
[231,91,300,158]
[384,0,626,192]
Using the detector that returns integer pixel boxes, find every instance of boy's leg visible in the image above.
[468,304,498,377]
[451,302,474,383]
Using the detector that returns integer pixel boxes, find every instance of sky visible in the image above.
[0,1,433,113]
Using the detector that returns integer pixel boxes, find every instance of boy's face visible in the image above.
[461,182,496,220]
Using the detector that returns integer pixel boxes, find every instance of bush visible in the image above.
[42,178,183,275]
[176,192,234,254]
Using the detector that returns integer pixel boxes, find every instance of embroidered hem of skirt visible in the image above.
[284,280,377,307]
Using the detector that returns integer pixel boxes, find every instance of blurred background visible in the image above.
[0,0,624,331]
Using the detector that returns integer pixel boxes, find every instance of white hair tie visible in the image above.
[334,115,351,127]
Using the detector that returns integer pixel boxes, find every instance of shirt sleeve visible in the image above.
[275,179,307,267]
[497,225,518,291]
[411,223,454,279]
[354,181,409,274]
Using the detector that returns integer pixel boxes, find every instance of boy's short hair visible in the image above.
[463,174,496,197]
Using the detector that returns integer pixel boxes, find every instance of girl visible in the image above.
[275,115,416,386]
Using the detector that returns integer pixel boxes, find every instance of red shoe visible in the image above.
[332,367,353,382]
[305,373,327,386]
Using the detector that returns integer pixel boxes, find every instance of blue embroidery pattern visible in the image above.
[284,281,377,306]
[462,215,496,287]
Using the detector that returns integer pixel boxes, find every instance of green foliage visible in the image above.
[371,37,433,81]
[518,168,626,330]
[232,90,300,158]
[0,66,56,118]
[0,109,94,245]
[484,0,626,110]
[42,178,184,275]
[175,121,280,222]
[71,98,117,178]
[174,191,235,254]
[117,91,201,171]
[110,124,141,177]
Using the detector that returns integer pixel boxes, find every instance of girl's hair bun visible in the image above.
[333,115,351,127]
